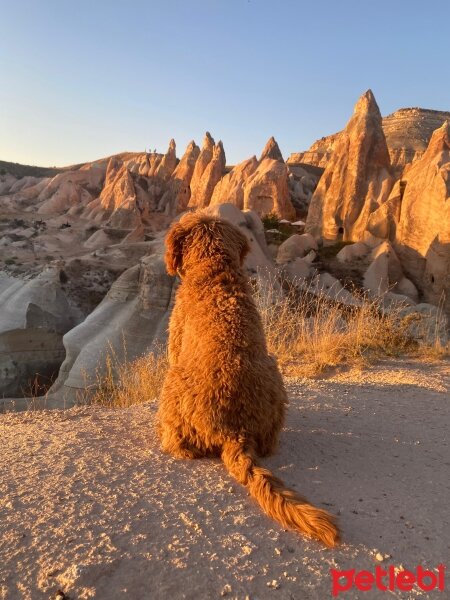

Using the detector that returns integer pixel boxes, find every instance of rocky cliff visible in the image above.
[394,121,450,316]
[289,108,450,171]
[305,90,394,241]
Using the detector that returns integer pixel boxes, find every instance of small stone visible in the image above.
[221,584,232,596]
[267,579,280,589]
[274,547,282,556]
[375,552,384,562]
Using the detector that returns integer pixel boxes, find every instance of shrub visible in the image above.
[262,213,280,230]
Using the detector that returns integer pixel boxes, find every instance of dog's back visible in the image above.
[169,254,286,453]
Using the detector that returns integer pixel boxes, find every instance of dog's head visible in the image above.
[165,212,250,277]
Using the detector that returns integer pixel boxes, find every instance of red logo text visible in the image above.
[331,565,446,596]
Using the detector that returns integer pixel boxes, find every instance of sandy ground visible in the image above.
[1,359,449,600]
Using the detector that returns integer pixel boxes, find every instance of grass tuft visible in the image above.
[89,347,168,408]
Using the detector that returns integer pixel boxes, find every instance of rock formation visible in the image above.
[188,132,216,206]
[209,137,295,220]
[154,139,177,180]
[164,140,201,210]
[366,180,404,240]
[288,133,340,169]
[394,121,450,315]
[0,268,80,397]
[306,90,394,242]
[288,108,450,172]
[83,158,143,228]
[243,158,295,220]
[210,156,258,208]
[189,135,226,208]
[276,233,318,264]
[383,108,450,170]
[363,241,404,296]
[37,164,106,214]
[50,249,175,401]
[259,136,284,162]
[287,164,322,216]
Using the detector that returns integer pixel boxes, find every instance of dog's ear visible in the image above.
[165,222,186,276]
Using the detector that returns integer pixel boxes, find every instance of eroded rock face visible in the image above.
[306,90,394,242]
[0,269,80,397]
[189,136,226,208]
[383,108,450,170]
[210,157,258,208]
[367,180,403,240]
[91,159,142,228]
[277,233,317,264]
[209,138,296,220]
[50,247,175,400]
[260,136,284,162]
[188,132,216,206]
[288,133,340,168]
[287,164,322,216]
[289,107,450,172]
[394,121,450,315]
[244,158,295,220]
[166,140,201,211]
[154,139,177,181]
[37,165,106,214]
[363,241,403,296]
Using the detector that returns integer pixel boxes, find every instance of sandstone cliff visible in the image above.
[0,268,80,397]
[394,121,450,315]
[259,136,284,162]
[305,90,394,241]
[209,138,295,220]
[289,108,450,172]
[188,135,226,208]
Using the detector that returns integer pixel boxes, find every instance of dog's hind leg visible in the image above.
[160,426,205,460]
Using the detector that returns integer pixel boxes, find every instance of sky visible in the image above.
[1,0,449,167]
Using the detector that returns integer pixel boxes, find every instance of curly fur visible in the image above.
[157,211,340,547]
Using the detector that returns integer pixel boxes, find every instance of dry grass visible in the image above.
[89,347,168,408]
[88,275,448,408]
[253,274,447,377]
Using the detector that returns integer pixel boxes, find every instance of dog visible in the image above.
[157,211,340,547]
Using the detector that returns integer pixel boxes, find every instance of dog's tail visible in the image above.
[221,439,340,547]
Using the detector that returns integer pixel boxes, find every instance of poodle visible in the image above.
[157,211,340,547]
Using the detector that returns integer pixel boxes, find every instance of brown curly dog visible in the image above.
[158,211,340,547]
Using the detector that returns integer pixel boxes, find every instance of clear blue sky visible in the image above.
[1,0,449,167]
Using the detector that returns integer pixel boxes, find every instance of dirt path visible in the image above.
[1,359,449,599]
